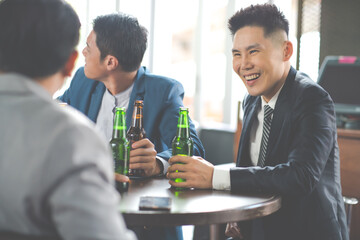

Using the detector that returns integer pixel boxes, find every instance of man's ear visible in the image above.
[63,50,78,77]
[105,55,119,71]
[283,41,293,61]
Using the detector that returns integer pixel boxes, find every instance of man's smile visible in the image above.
[244,73,260,81]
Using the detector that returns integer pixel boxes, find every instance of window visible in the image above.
[58,0,300,128]
[298,0,321,81]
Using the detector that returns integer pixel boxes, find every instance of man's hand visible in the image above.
[225,222,244,239]
[130,138,159,177]
[167,156,214,189]
[114,173,130,182]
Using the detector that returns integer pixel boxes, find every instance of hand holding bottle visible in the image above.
[129,138,160,177]
[169,107,194,188]
[114,173,130,183]
[167,155,214,189]
[127,100,147,176]
[168,107,214,189]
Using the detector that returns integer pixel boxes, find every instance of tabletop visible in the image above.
[118,177,281,227]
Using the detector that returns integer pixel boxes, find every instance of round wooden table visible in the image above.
[118,177,281,227]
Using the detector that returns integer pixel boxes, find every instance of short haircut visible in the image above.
[228,4,289,38]
[0,0,80,78]
[93,13,148,72]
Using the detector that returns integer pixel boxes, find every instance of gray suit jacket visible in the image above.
[0,73,136,240]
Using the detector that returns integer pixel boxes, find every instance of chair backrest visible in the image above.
[233,101,242,163]
[198,125,235,166]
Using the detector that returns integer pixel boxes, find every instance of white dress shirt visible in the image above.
[212,85,283,190]
[96,84,134,141]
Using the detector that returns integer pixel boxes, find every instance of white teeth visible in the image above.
[245,74,260,80]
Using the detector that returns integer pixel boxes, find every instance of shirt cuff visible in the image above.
[212,166,231,190]
[156,156,169,175]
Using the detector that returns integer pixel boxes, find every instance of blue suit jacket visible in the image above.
[59,67,205,162]
[231,67,348,240]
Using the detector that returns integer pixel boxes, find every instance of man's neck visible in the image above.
[103,69,137,96]
[35,72,64,96]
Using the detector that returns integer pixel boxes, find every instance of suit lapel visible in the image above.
[88,83,106,123]
[236,97,261,167]
[265,67,296,165]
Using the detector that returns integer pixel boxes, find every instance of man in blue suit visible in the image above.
[167,4,348,240]
[59,13,204,240]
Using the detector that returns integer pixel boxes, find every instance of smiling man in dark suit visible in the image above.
[167,4,348,240]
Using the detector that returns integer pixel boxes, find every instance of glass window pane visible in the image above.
[118,0,151,67]
[201,0,228,123]
[56,0,117,98]
[151,0,199,119]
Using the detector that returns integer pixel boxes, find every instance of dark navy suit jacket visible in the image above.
[231,67,348,240]
[59,66,205,162]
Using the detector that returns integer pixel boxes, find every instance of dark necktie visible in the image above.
[257,105,273,167]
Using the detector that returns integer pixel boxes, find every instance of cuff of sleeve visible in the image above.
[212,166,231,190]
[156,156,169,175]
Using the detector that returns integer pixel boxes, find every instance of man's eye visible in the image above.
[250,50,258,54]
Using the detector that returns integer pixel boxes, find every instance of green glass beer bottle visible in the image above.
[110,107,130,192]
[172,107,194,184]
[127,100,146,177]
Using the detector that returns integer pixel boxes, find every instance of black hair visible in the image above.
[0,0,80,78]
[93,13,148,72]
[228,4,289,38]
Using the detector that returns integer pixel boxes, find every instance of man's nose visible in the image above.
[240,56,252,70]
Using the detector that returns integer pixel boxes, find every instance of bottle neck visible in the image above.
[176,111,190,138]
[131,105,144,129]
[112,110,127,139]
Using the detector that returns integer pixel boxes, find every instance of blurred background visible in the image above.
[56,0,313,128]
[57,0,360,130]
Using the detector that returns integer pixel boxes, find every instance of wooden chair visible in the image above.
[337,128,360,239]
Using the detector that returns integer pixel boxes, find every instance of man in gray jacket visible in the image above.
[0,0,136,239]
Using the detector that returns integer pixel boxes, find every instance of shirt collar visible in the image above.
[261,83,284,110]
[104,82,134,106]
[0,73,52,101]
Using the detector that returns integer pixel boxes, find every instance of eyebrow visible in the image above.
[246,43,261,51]
[232,43,261,53]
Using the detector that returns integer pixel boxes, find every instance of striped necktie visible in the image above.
[257,105,274,167]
